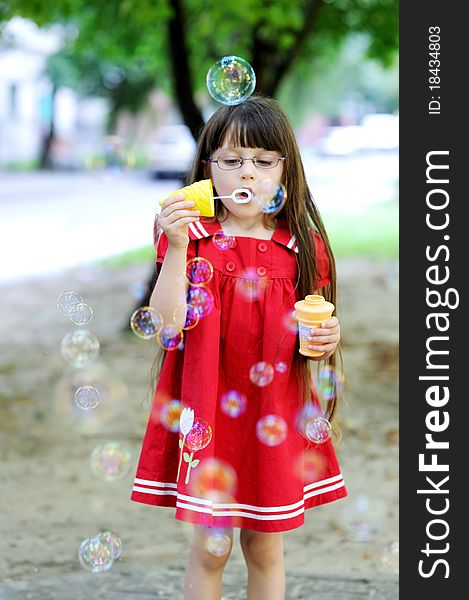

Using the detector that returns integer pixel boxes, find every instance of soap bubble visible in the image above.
[130,306,163,339]
[213,230,236,251]
[220,390,247,418]
[74,385,100,410]
[305,416,332,444]
[283,309,298,334]
[131,281,147,300]
[191,458,237,502]
[274,361,287,374]
[294,449,326,483]
[185,418,213,452]
[249,361,274,387]
[236,267,267,302]
[187,286,215,319]
[206,56,256,106]
[70,303,93,326]
[84,135,134,181]
[78,535,114,573]
[256,415,288,446]
[57,291,83,316]
[160,399,182,432]
[206,529,232,557]
[296,403,321,438]
[61,329,100,368]
[173,303,200,331]
[97,531,123,560]
[186,257,214,286]
[253,180,287,214]
[377,541,399,574]
[339,494,387,542]
[90,442,131,481]
[313,365,345,402]
[157,325,184,351]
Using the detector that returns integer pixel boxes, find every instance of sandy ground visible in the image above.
[0,257,398,588]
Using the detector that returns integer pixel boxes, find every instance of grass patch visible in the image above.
[98,245,154,268]
[323,203,398,259]
[95,203,398,269]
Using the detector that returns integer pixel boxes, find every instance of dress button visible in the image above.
[226,261,236,272]
[257,266,267,277]
[258,242,268,253]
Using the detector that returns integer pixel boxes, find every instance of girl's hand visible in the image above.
[307,316,341,361]
[158,193,200,248]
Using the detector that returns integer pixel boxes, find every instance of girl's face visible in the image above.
[208,142,284,220]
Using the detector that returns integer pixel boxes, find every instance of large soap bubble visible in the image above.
[206,56,256,105]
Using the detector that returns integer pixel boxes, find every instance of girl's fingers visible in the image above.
[167,215,200,226]
[160,194,186,209]
[161,200,195,215]
[309,342,336,352]
[308,327,339,338]
[164,209,200,225]
[309,335,339,344]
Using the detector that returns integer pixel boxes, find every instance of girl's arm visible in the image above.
[149,193,200,324]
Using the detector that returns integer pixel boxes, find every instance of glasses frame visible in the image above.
[207,155,286,171]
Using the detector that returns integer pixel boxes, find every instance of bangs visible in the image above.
[205,101,286,155]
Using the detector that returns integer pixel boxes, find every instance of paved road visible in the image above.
[0,153,397,283]
[0,565,398,599]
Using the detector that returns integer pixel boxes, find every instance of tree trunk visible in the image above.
[168,0,205,141]
[39,84,57,170]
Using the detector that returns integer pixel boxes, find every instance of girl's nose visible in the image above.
[239,160,256,179]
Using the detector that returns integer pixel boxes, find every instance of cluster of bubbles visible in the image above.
[79,530,122,573]
[90,442,131,481]
[206,56,256,106]
[130,258,216,349]
[57,290,93,326]
[338,493,387,542]
[57,297,128,568]
[84,135,134,182]
[253,180,287,214]
[190,458,237,503]
[256,414,288,447]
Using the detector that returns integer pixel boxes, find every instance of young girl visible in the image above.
[131,95,347,600]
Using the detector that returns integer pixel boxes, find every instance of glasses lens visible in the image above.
[218,157,242,170]
[254,155,279,169]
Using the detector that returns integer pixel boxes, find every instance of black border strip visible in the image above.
[400,1,465,594]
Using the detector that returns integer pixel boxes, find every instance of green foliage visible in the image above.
[2,0,398,102]
[324,203,398,258]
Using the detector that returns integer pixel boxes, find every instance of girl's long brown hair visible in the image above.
[151,95,343,423]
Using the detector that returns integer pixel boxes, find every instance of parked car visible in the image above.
[148,124,196,179]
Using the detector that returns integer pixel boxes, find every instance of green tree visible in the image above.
[2,0,398,140]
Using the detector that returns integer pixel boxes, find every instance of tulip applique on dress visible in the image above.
[177,407,213,485]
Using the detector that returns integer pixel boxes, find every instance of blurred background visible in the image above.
[0,1,399,596]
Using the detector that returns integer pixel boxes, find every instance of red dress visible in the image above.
[130,219,347,532]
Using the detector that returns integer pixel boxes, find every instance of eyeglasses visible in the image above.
[208,154,286,171]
